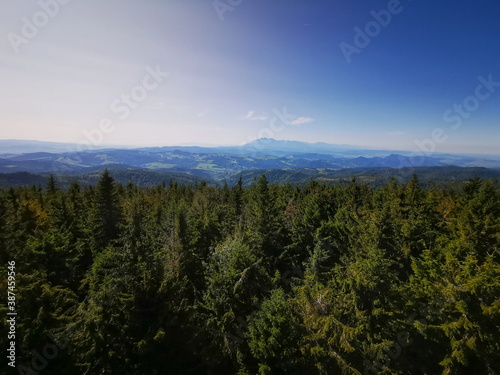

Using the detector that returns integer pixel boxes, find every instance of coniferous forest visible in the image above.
[1,170,499,375]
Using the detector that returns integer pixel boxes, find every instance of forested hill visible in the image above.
[0,169,210,189]
[225,166,500,187]
[1,165,500,189]
[1,171,499,374]
[2,139,500,178]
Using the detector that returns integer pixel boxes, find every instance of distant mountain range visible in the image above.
[0,139,112,154]
[0,139,499,182]
[0,138,368,156]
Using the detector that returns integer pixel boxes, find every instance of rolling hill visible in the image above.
[1,166,499,190]
[1,139,499,187]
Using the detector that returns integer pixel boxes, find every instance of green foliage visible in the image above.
[1,174,499,374]
[248,288,306,373]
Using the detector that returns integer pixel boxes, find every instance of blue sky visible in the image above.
[0,0,499,154]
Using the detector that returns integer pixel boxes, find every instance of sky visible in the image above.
[0,0,499,154]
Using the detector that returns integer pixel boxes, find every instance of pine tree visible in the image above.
[90,169,122,252]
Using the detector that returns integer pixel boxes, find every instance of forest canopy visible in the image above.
[1,170,499,374]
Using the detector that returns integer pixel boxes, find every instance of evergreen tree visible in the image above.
[90,169,122,252]
[0,173,498,374]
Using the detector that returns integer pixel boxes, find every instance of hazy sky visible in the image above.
[0,0,499,154]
